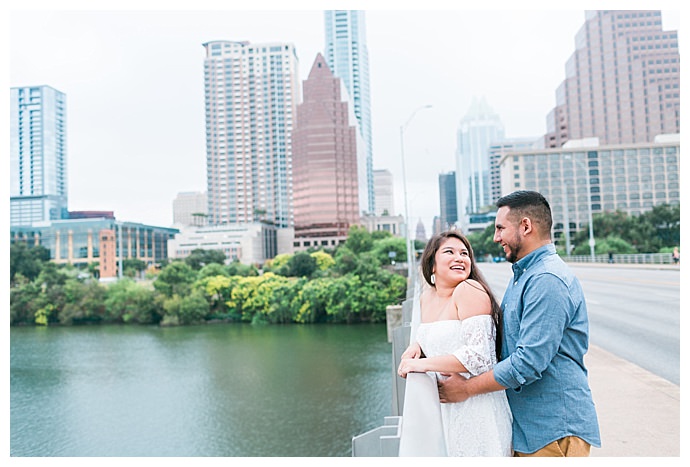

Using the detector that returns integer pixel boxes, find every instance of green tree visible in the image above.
[310,251,335,272]
[184,248,226,270]
[467,224,503,260]
[252,275,300,324]
[10,276,43,325]
[324,274,362,323]
[104,278,160,324]
[597,235,636,255]
[371,236,407,265]
[58,279,107,325]
[264,253,291,275]
[198,262,229,280]
[197,274,238,319]
[227,276,263,322]
[226,260,259,277]
[153,261,196,297]
[32,262,74,324]
[288,251,317,278]
[344,225,373,254]
[639,203,680,249]
[160,290,209,325]
[293,277,331,323]
[371,230,392,241]
[571,204,680,254]
[10,242,51,284]
[122,258,148,278]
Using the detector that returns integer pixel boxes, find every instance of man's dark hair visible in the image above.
[496,190,553,237]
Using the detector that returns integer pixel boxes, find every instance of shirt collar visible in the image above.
[511,243,556,281]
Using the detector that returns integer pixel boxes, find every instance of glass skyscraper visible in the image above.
[10,85,68,227]
[292,53,363,248]
[454,96,505,232]
[438,171,457,231]
[202,40,300,228]
[324,10,374,214]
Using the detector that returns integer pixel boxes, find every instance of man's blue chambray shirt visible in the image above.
[492,243,601,454]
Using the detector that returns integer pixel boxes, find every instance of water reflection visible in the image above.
[10,324,392,456]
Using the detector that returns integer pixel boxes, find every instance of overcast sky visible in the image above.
[7,1,683,236]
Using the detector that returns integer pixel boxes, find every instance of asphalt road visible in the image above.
[477,261,680,385]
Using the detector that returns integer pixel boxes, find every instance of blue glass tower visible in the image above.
[10,85,68,226]
[324,10,373,214]
[455,96,505,231]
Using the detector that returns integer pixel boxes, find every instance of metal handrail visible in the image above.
[565,252,676,264]
[353,262,447,457]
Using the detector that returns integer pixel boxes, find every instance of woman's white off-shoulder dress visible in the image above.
[415,316,513,456]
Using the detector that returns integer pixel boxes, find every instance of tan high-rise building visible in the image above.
[374,169,395,217]
[545,10,679,147]
[202,40,300,228]
[172,191,208,227]
[292,53,363,249]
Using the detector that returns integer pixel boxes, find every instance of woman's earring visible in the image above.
[430,273,436,285]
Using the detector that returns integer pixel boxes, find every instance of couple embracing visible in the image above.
[398,190,601,457]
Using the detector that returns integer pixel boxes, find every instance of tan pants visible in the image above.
[514,436,591,457]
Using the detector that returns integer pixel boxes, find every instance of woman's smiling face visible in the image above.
[433,237,471,287]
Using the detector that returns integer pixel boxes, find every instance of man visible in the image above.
[437,190,601,456]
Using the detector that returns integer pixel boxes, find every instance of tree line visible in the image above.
[467,203,680,259]
[10,226,407,327]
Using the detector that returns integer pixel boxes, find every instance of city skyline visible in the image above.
[7,3,682,235]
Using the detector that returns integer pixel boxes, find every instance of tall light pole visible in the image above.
[562,181,572,256]
[564,154,595,261]
[400,105,432,281]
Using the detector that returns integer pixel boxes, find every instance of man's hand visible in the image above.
[437,372,471,403]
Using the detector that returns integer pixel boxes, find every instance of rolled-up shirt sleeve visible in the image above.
[494,272,572,389]
[452,315,496,376]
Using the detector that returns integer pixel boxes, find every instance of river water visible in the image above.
[10,323,393,457]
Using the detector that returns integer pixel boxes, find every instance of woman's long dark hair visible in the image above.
[420,230,504,360]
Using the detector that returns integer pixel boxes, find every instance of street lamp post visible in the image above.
[564,154,595,261]
[562,181,572,256]
[400,105,432,281]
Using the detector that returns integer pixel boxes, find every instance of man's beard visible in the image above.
[505,236,522,263]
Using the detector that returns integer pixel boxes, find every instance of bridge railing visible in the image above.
[352,265,447,456]
[564,252,675,264]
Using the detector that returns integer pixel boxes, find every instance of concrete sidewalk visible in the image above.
[585,344,680,457]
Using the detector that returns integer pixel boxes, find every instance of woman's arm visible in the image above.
[398,353,467,378]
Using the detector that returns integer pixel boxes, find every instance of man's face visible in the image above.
[493,206,522,263]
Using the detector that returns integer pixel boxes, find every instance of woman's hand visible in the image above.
[401,341,422,360]
[398,358,425,378]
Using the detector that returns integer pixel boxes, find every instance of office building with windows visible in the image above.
[10,85,68,227]
[292,53,363,250]
[173,191,208,227]
[202,40,300,229]
[497,135,680,251]
[11,218,178,279]
[545,10,679,148]
[168,222,287,267]
[455,96,505,231]
[488,138,541,205]
[324,10,374,214]
[373,169,394,217]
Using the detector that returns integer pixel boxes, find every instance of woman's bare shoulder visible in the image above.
[453,279,491,318]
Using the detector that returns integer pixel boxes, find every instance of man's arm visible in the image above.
[437,369,507,403]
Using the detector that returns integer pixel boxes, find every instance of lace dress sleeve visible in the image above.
[452,315,497,376]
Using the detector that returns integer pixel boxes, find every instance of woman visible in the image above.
[398,230,512,456]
